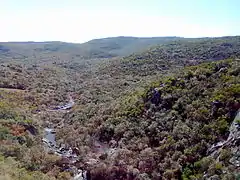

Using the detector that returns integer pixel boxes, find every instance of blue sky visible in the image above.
[1,0,239,42]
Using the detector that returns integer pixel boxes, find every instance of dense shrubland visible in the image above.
[87,59,239,179]
[116,36,240,76]
[0,36,240,179]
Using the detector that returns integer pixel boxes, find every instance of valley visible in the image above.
[0,36,240,180]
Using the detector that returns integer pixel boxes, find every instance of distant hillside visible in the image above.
[112,36,240,76]
[1,36,240,62]
[130,36,240,61]
[0,41,82,62]
[79,36,182,58]
[0,36,182,61]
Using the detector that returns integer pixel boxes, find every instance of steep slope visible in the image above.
[91,59,240,179]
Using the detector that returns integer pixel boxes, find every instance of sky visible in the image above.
[0,0,239,43]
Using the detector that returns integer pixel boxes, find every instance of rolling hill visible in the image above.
[99,36,240,76]
[0,36,182,61]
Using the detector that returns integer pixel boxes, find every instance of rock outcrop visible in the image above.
[205,110,240,179]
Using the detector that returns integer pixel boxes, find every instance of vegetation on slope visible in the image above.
[92,59,239,179]
[0,36,182,61]
[0,36,240,179]
[118,36,240,76]
[97,36,240,79]
[80,36,182,58]
[1,36,239,62]
[0,89,63,180]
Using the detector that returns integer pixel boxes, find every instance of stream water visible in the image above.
[43,127,87,180]
[42,96,88,180]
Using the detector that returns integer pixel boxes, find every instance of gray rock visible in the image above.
[208,175,220,180]
[137,173,151,180]
[73,169,87,180]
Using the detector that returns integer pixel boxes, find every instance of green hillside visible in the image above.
[100,36,240,77]
[94,59,240,179]
[123,36,240,70]
[0,36,182,61]
[0,36,239,180]
[1,36,239,62]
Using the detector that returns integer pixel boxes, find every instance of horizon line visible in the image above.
[0,35,239,44]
